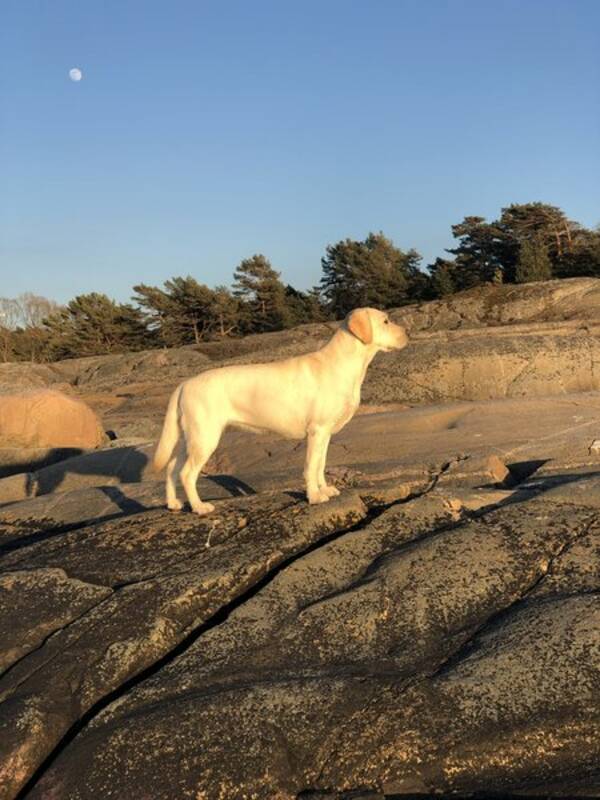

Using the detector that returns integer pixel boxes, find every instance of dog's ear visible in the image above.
[347,308,373,345]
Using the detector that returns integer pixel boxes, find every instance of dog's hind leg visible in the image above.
[165,441,186,511]
[180,417,223,515]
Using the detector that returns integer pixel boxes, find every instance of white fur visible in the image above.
[153,307,408,514]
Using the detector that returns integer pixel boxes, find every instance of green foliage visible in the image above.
[131,283,180,346]
[133,277,239,346]
[499,203,573,281]
[553,227,600,278]
[211,285,242,338]
[428,258,457,296]
[446,216,509,288]
[42,293,150,359]
[284,285,329,325]
[320,232,425,317]
[515,238,553,283]
[431,202,596,293]
[233,254,292,333]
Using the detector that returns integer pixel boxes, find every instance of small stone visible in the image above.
[438,452,510,487]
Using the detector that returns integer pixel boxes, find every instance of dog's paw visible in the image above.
[167,499,184,512]
[192,501,216,515]
[321,485,340,498]
[307,490,331,505]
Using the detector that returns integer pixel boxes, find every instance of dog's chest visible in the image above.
[331,396,359,433]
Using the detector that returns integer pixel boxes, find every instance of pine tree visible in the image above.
[319,238,363,316]
[428,258,456,296]
[283,286,329,325]
[211,286,240,338]
[320,232,423,317]
[232,255,292,333]
[132,283,181,346]
[515,239,553,283]
[133,278,237,345]
[43,293,150,358]
[447,217,508,287]
[554,227,600,278]
[162,277,220,344]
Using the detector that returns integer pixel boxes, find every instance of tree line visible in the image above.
[3,202,600,362]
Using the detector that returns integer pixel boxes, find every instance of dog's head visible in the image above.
[346,308,408,352]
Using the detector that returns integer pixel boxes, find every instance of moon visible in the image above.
[69,68,83,82]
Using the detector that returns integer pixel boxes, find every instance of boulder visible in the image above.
[437,452,511,487]
[0,389,106,451]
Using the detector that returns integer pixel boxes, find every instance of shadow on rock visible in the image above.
[97,485,149,514]
[506,458,551,485]
[475,467,600,515]
[203,474,256,497]
[0,448,84,479]
[26,446,150,498]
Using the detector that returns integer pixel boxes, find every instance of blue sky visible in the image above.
[2,0,599,305]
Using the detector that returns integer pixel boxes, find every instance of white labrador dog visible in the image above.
[153,307,408,514]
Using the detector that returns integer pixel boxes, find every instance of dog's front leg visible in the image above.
[304,426,333,504]
[316,436,340,498]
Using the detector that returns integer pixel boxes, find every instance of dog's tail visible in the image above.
[153,384,182,472]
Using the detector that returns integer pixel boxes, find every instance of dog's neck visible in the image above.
[321,327,378,387]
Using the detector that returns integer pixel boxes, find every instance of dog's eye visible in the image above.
[384,319,389,325]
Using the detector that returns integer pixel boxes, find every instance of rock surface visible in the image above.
[2,279,600,798]
[0,490,370,798]
[0,431,599,798]
[32,499,600,800]
[395,275,600,332]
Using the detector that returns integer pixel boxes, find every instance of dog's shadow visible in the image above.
[25,446,150,498]
[12,447,258,514]
[202,474,256,497]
